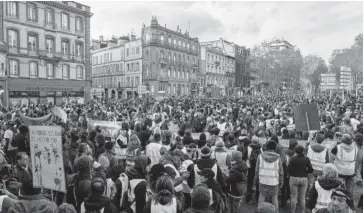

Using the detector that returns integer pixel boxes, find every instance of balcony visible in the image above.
[39,50,47,58]
[61,54,69,60]
[157,75,169,82]
[43,20,57,31]
[160,58,167,67]
[54,52,62,60]
[8,47,18,54]
[28,50,38,57]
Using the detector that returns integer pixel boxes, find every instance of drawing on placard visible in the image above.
[30,126,66,192]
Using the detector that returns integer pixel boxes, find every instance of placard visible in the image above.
[29,126,66,192]
[293,104,320,132]
[88,120,122,140]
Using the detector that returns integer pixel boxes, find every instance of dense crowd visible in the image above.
[0,92,362,213]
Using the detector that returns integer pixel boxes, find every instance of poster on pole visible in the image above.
[88,120,122,140]
[293,104,320,132]
[29,125,66,192]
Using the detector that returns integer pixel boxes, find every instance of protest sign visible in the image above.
[29,126,66,192]
[51,106,67,123]
[191,132,211,141]
[88,120,121,140]
[293,103,320,132]
[19,113,53,126]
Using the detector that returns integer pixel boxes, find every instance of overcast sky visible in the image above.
[84,1,363,62]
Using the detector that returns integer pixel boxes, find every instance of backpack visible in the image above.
[105,178,117,200]
[119,173,129,210]
[81,202,105,213]
[249,148,260,168]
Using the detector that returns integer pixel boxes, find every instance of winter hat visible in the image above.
[183,135,194,146]
[58,203,77,213]
[150,164,166,180]
[104,141,114,150]
[93,161,101,169]
[252,135,260,145]
[215,138,225,148]
[255,202,277,213]
[331,188,354,208]
[197,168,215,179]
[341,134,352,145]
[200,146,211,158]
[266,140,277,151]
[231,151,243,163]
[191,184,211,209]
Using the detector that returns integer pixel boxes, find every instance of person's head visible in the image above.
[322,163,338,178]
[200,146,211,158]
[91,177,105,196]
[134,155,152,177]
[154,175,175,205]
[330,188,353,211]
[16,152,29,168]
[111,164,124,181]
[231,151,243,165]
[197,168,215,182]
[104,141,114,151]
[266,140,277,151]
[355,133,363,146]
[341,134,352,145]
[78,143,89,155]
[18,125,28,134]
[57,203,77,213]
[289,139,298,150]
[128,134,141,149]
[255,202,277,213]
[294,145,304,156]
[316,134,325,144]
[150,164,165,184]
[191,184,211,209]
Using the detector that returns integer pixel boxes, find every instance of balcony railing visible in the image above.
[157,75,169,81]
[8,47,18,54]
[43,20,57,31]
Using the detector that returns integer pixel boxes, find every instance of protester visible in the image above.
[80,177,118,213]
[287,145,313,213]
[8,179,57,213]
[315,188,355,213]
[184,184,215,213]
[143,174,183,213]
[255,140,283,210]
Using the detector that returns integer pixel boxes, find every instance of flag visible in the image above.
[19,113,53,126]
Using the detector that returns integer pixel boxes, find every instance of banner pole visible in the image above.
[305,112,310,132]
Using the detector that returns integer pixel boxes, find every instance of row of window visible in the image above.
[8,59,83,79]
[92,46,140,65]
[7,29,84,57]
[6,2,84,32]
[93,76,141,88]
[207,53,234,65]
[93,61,141,77]
[145,49,197,65]
[145,32,198,53]
[206,64,233,75]
[158,83,189,95]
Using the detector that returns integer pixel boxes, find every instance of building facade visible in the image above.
[141,17,199,97]
[2,1,92,106]
[91,35,142,100]
[91,37,127,101]
[200,44,235,97]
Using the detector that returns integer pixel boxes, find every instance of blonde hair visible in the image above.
[322,163,338,178]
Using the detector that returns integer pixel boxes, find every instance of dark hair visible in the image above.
[153,175,174,205]
[91,178,105,195]
[16,152,28,161]
[295,145,304,156]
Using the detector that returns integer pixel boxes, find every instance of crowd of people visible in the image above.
[0,92,361,213]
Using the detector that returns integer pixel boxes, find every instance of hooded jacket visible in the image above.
[305,143,330,168]
[187,158,225,190]
[255,151,284,188]
[7,194,57,213]
[81,195,118,213]
[331,142,360,177]
[307,177,343,210]
[226,161,248,196]
[125,155,150,213]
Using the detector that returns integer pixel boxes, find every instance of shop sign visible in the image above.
[25,86,76,92]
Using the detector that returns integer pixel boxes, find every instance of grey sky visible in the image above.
[83,1,363,62]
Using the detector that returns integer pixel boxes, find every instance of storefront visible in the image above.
[8,79,85,106]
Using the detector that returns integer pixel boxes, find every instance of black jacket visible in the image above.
[83,195,118,213]
[307,177,343,210]
[287,155,313,177]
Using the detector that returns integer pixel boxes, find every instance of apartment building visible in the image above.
[142,16,199,97]
[1,1,92,106]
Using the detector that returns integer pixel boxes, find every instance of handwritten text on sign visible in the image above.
[29,126,66,192]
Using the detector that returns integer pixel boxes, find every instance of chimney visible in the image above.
[99,36,103,41]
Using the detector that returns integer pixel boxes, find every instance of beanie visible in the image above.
[199,133,207,141]
[316,134,325,144]
[191,184,211,209]
[341,134,352,145]
[200,146,211,158]
[256,202,277,213]
[270,135,279,144]
[231,151,243,163]
[266,140,277,151]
